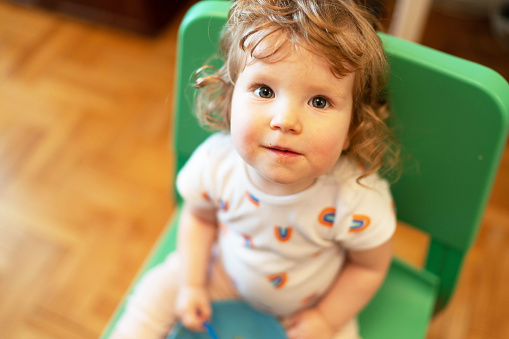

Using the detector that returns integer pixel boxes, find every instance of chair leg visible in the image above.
[389,0,433,42]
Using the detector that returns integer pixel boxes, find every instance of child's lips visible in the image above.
[264,145,302,157]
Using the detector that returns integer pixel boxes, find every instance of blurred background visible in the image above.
[0,0,507,338]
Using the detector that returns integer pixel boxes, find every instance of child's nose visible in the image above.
[269,105,302,134]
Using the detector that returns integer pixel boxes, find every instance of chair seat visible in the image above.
[359,258,439,339]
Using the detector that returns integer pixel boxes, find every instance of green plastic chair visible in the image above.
[101,1,509,338]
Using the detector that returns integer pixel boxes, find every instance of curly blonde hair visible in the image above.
[195,0,399,182]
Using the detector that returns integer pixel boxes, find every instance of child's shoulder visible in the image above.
[329,156,391,196]
[200,131,232,147]
[195,132,234,158]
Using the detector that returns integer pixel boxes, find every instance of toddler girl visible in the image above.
[112,1,399,338]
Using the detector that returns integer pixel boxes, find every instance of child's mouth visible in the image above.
[265,146,301,157]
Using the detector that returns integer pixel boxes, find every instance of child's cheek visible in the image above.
[231,118,257,158]
[313,131,349,163]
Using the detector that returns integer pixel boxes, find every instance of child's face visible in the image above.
[230,41,354,196]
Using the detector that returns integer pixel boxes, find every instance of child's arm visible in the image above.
[284,238,393,339]
[175,203,218,331]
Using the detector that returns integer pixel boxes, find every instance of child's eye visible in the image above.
[254,86,274,99]
[309,96,329,109]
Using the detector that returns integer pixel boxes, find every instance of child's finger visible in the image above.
[197,302,212,321]
[181,308,206,331]
[286,324,302,339]
[281,315,298,329]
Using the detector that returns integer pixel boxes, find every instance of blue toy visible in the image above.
[167,300,286,339]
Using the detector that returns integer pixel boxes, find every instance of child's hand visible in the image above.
[282,308,334,339]
[175,285,211,332]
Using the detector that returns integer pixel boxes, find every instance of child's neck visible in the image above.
[246,165,317,196]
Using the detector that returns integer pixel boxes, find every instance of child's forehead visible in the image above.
[246,36,295,63]
[239,31,350,80]
[242,31,312,66]
[243,30,290,57]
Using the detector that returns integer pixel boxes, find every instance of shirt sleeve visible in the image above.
[176,133,226,209]
[332,175,396,251]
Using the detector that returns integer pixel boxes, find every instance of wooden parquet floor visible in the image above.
[0,1,180,338]
[0,1,508,338]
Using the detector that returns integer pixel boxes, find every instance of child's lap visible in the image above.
[114,251,360,339]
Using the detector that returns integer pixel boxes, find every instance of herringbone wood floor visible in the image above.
[0,1,508,338]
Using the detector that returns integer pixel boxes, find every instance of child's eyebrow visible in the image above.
[301,80,353,100]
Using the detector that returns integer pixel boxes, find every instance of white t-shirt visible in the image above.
[177,133,396,316]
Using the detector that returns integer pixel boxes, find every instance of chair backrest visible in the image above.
[173,0,509,312]
[173,0,232,175]
[381,34,509,310]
